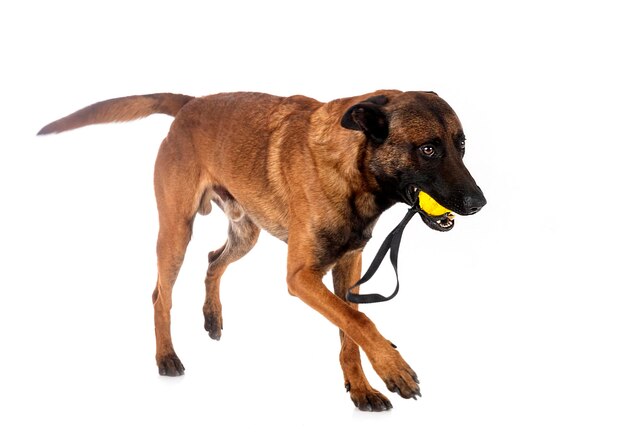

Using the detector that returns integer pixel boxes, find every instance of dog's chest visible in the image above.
[314,216,377,270]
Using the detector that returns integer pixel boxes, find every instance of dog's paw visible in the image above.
[204,311,223,341]
[347,383,393,412]
[371,348,421,399]
[157,353,185,376]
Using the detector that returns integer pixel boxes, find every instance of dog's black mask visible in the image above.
[342,91,486,230]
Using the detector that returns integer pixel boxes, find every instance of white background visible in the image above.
[1,1,625,435]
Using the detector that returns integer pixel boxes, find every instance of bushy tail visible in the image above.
[37,93,194,135]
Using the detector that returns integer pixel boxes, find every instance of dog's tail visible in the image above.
[37,93,194,135]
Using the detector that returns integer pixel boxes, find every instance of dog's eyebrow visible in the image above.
[420,137,442,146]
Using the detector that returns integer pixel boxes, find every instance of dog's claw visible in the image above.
[374,347,421,400]
[349,387,393,412]
[359,402,372,412]
[157,353,185,376]
[386,380,421,399]
[204,312,223,341]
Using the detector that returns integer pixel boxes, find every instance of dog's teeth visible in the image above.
[440,219,452,228]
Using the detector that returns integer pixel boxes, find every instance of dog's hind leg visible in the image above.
[332,251,393,411]
[152,218,192,376]
[152,138,203,376]
[203,213,260,340]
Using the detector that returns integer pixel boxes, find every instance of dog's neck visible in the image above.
[310,130,399,221]
[306,144,397,270]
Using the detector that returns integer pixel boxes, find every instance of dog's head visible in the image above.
[341,91,486,231]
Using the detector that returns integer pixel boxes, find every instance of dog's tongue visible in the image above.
[418,192,451,216]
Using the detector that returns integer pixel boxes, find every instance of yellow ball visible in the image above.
[418,191,451,216]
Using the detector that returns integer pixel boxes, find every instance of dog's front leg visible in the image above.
[286,240,421,401]
[332,251,393,411]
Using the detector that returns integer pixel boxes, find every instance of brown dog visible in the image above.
[38,90,486,411]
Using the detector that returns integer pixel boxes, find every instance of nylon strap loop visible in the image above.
[346,205,419,304]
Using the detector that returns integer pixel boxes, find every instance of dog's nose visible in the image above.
[463,189,487,215]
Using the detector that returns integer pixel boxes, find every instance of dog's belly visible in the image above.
[251,214,289,242]
[211,186,289,242]
[240,198,290,241]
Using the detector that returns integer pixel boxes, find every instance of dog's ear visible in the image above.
[341,96,389,145]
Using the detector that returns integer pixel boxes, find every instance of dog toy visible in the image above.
[418,191,451,216]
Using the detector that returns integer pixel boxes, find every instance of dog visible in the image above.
[38,90,486,411]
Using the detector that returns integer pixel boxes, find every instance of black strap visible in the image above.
[347,205,419,304]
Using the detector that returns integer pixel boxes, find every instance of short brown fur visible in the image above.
[39,90,484,411]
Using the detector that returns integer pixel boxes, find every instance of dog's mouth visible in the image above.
[420,210,455,232]
[405,185,455,232]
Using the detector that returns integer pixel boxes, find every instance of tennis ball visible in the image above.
[418,191,451,216]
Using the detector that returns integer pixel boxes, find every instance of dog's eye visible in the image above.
[455,137,466,156]
[419,144,435,157]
